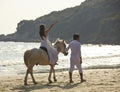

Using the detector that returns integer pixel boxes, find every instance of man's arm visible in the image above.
[66,44,70,52]
[80,56,82,64]
[78,44,82,64]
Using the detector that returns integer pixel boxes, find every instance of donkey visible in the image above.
[24,39,68,85]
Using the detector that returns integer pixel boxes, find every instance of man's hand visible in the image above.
[80,57,82,64]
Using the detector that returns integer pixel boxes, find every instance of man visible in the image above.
[66,33,85,83]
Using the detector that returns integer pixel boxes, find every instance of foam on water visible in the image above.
[0,42,120,75]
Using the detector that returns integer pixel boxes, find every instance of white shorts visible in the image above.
[69,56,83,73]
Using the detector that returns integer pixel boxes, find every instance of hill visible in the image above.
[0,0,120,44]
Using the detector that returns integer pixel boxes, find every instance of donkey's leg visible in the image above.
[48,65,53,83]
[30,68,37,84]
[52,66,57,82]
[24,69,29,85]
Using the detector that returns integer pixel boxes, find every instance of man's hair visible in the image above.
[73,33,80,40]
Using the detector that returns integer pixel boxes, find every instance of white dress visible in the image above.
[40,36,58,65]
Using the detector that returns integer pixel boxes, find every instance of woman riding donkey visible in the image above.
[39,21,58,66]
[24,21,68,85]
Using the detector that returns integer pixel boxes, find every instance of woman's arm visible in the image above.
[45,21,58,35]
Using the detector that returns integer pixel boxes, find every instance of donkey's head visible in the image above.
[54,38,68,56]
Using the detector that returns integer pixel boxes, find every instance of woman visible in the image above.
[39,21,58,65]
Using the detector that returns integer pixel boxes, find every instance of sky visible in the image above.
[0,0,85,35]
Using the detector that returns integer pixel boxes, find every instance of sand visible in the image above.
[0,69,120,92]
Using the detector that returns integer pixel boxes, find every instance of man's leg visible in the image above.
[76,63,85,82]
[69,72,73,83]
[69,60,74,83]
[80,72,83,82]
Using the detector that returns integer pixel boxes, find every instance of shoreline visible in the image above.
[0,68,120,92]
[0,64,120,76]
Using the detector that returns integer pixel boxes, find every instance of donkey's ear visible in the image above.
[57,38,61,41]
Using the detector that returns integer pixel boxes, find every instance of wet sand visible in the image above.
[0,69,120,92]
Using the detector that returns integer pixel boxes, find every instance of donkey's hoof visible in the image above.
[34,82,38,85]
[24,83,28,86]
[49,80,53,83]
[54,79,57,82]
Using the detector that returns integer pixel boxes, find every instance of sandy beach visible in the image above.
[0,69,120,92]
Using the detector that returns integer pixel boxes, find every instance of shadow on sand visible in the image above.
[11,82,82,92]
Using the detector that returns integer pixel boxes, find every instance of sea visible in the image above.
[0,42,120,76]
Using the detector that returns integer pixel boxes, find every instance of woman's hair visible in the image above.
[73,33,80,40]
[39,24,46,40]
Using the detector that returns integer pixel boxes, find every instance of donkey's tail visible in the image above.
[24,50,31,68]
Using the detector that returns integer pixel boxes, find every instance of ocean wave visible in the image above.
[83,54,120,59]
[0,42,120,75]
[84,64,120,70]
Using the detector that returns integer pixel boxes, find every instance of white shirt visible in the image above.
[66,40,81,58]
